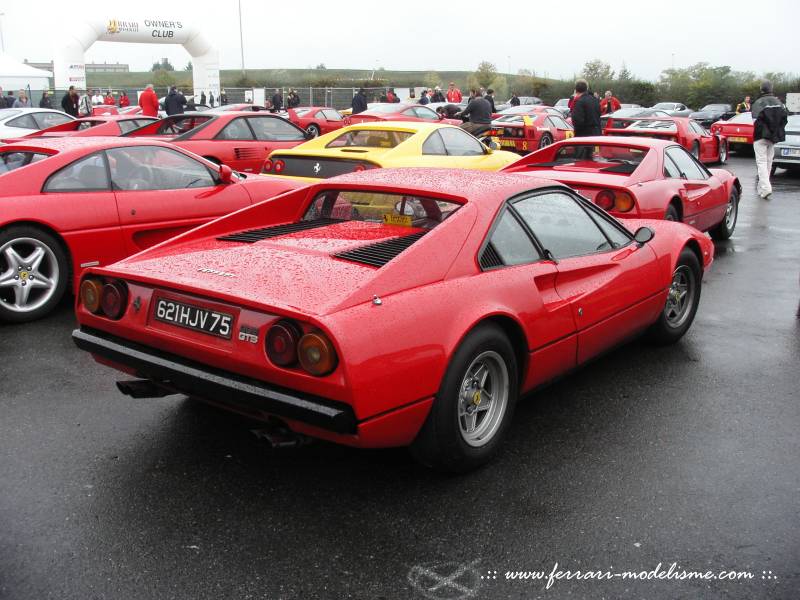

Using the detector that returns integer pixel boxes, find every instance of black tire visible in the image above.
[410,323,518,473]
[0,225,69,323]
[717,139,728,164]
[665,203,680,222]
[710,187,739,241]
[306,124,321,138]
[690,141,700,160]
[538,133,553,149]
[646,248,702,345]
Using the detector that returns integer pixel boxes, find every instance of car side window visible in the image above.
[118,120,142,134]
[584,207,632,249]
[414,107,438,120]
[322,109,342,121]
[216,117,255,140]
[44,152,110,192]
[107,146,215,191]
[421,131,447,155]
[247,117,305,141]
[513,192,611,259]
[6,114,38,129]
[0,151,50,174]
[33,112,73,129]
[401,109,417,118]
[666,147,706,180]
[439,127,485,156]
[663,154,683,178]
[482,208,541,268]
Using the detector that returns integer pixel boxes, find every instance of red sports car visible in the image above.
[287,107,345,138]
[503,137,740,239]
[125,112,310,173]
[346,103,461,126]
[710,112,753,153]
[490,111,574,153]
[72,168,713,472]
[0,137,300,322]
[92,105,119,116]
[604,117,728,164]
[16,115,157,139]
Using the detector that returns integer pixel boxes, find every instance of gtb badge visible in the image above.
[238,325,259,344]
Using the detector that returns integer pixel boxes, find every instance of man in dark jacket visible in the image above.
[61,86,79,117]
[351,89,368,114]
[164,86,187,115]
[459,91,492,135]
[509,92,520,106]
[271,89,283,112]
[571,79,602,137]
[751,80,788,200]
[39,90,53,108]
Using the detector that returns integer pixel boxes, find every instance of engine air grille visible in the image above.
[218,218,340,243]
[332,231,427,268]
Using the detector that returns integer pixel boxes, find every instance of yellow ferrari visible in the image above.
[261,122,519,181]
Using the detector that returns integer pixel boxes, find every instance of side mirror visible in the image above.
[218,164,234,184]
[633,226,655,245]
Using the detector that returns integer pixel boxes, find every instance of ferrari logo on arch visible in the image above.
[106,19,139,34]
[107,20,119,34]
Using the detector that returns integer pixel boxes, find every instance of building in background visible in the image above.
[24,60,129,74]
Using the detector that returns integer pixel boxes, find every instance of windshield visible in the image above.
[727,112,753,124]
[303,191,461,229]
[363,104,403,114]
[700,104,729,111]
[499,105,539,115]
[652,103,676,110]
[326,129,413,149]
[555,99,569,106]
[611,108,650,118]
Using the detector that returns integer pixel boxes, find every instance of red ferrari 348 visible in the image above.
[603,117,728,164]
[503,137,740,239]
[346,103,461,126]
[287,107,345,138]
[72,168,713,472]
[12,115,158,140]
[124,112,311,173]
[0,137,300,322]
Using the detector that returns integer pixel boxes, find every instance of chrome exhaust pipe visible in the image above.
[116,379,176,399]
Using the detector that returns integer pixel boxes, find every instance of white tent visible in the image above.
[0,54,52,93]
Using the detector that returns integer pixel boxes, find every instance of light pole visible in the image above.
[238,0,245,78]
[507,55,511,74]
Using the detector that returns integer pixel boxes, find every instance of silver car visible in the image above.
[773,114,800,174]
[651,102,693,117]
[0,108,75,139]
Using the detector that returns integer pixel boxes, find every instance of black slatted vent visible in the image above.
[333,231,427,268]
[218,218,340,243]
[479,243,504,269]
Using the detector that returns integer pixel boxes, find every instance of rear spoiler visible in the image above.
[604,129,678,141]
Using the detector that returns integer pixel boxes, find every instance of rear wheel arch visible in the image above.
[458,314,529,387]
[668,197,683,221]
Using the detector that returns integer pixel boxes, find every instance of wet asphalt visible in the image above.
[0,155,798,600]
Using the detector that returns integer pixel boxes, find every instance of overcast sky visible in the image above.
[1,0,797,81]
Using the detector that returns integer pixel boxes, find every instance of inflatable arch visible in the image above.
[53,17,219,98]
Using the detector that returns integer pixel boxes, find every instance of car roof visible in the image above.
[322,168,562,207]
[335,121,457,134]
[0,136,182,154]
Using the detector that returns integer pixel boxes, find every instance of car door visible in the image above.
[512,190,663,364]
[108,145,252,253]
[547,116,574,141]
[320,109,343,134]
[689,120,716,162]
[245,115,307,171]
[206,116,259,172]
[40,151,126,272]
[478,206,577,390]
[664,146,724,230]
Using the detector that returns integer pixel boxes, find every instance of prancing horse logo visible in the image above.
[313,162,321,174]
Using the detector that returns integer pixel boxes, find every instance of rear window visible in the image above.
[727,113,753,124]
[531,144,649,173]
[303,190,460,229]
[0,151,50,174]
[625,120,678,132]
[293,108,313,117]
[326,129,413,149]
[363,104,402,114]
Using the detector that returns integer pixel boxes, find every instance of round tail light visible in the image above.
[273,159,286,173]
[298,331,338,376]
[262,159,273,172]
[100,281,128,320]
[595,190,616,211]
[266,320,302,366]
[614,191,635,212]
[80,278,103,313]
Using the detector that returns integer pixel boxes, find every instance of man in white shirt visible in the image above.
[91,90,104,105]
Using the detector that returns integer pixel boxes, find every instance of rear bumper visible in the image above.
[72,327,357,434]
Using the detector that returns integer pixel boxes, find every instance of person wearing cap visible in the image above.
[446,82,462,103]
[751,80,788,200]
[431,86,445,103]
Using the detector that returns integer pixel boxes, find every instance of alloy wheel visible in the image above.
[0,238,60,314]
[458,351,510,447]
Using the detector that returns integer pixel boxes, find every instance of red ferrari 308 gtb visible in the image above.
[124,112,311,173]
[11,115,158,140]
[603,117,728,164]
[503,137,740,239]
[287,107,345,138]
[346,103,461,126]
[72,168,713,472]
[0,137,300,322]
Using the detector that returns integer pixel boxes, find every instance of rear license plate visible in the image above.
[500,139,516,147]
[728,136,748,143]
[154,298,233,339]
[781,148,800,157]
